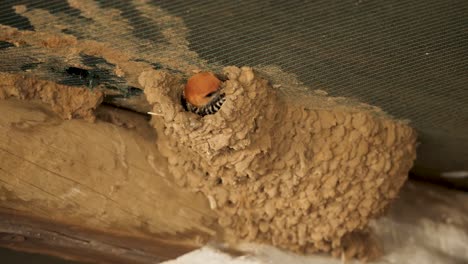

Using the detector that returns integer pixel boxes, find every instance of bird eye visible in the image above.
[205,91,216,97]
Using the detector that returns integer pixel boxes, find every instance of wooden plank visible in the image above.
[0,98,218,263]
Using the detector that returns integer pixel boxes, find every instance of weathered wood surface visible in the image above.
[0,98,218,263]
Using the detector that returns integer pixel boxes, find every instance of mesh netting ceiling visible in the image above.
[1,0,467,185]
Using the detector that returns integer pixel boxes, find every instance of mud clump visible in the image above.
[0,73,103,121]
[140,66,417,256]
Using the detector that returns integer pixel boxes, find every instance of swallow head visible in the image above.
[183,72,225,116]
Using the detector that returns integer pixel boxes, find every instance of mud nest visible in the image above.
[139,66,417,255]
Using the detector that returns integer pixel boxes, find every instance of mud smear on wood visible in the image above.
[0,0,417,260]
[0,0,209,113]
[0,72,102,121]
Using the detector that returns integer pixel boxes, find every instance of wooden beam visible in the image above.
[0,98,218,263]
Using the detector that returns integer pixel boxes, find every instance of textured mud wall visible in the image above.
[140,66,417,255]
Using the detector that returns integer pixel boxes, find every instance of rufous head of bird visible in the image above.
[184,72,222,108]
